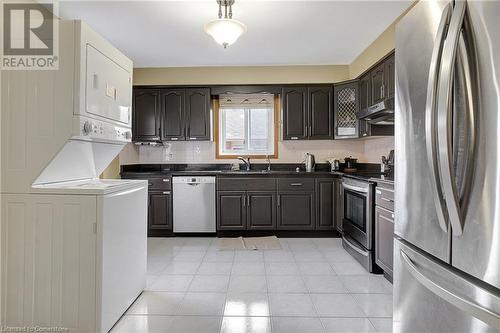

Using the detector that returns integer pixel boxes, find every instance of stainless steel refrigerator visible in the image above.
[394,0,500,332]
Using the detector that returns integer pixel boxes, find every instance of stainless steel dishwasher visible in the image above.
[172,176,216,232]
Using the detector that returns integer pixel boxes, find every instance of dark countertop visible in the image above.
[369,176,395,185]
[120,163,392,183]
[122,169,341,177]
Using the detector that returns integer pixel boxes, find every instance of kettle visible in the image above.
[304,152,316,172]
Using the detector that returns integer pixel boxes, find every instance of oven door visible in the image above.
[342,180,373,250]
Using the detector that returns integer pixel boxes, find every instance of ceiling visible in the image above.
[59,1,412,68]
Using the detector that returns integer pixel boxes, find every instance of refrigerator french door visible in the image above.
[394,0,500,332]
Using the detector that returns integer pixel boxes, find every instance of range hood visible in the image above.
[357,98,394,124]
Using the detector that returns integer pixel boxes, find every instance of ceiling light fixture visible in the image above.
[204,0,246,49]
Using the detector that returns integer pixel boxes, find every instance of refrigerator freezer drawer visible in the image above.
[394,238,500,333]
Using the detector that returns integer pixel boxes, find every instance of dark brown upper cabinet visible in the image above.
[370,53,395,104]
[358,73,372,138]
[161,89,185,141]
[133,87,211,142]
[132,89,160,142]
[359,73,372,113]
[282,87,308,140]
[282,85,333,140]
[334,81,359,139]
[356,52,395,138]
[185,88,211,141]
[309,86,333,139]
[384,53,395,99]
[371,62,386,104]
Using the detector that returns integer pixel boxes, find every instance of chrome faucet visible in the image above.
[266,155,271,172]
[237,156,251,171]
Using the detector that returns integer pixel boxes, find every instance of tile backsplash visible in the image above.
[119,137,394,166]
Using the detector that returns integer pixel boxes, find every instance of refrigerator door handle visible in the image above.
[454,29,478,218]
[425,2,452,233]
[436,0,467,236]
[400,250,500,330]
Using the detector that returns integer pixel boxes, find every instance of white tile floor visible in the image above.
[112,237,393,333]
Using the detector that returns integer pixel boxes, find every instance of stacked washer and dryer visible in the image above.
[1,21,146,332]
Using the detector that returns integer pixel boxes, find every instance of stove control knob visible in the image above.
[124,131,132,140]
[83,121,92,135]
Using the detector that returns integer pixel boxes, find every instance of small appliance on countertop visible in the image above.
[343,156,358,172]
[304,152,316,172]
[328,159,341,172]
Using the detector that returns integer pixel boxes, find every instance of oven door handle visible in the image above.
[342,235,369,257]
[342,183,368,194]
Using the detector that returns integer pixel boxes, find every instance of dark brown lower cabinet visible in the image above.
[315,179,335,230]
[375,205,394,278]
[277,192,314,230]
[217,191,246,230]
[334,178,343,233]
[217,191,276,231]
[247,192,277,230]
[148,191,172,233]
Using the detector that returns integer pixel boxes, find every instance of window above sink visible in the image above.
[216,94,278,159]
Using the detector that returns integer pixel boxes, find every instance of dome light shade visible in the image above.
[204,18,246,48]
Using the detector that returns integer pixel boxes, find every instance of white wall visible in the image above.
[119,137,394,165]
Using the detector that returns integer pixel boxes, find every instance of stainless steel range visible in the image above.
[341,177,379,273]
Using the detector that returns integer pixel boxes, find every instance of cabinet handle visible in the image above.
[162,191,170,195]
[290,137,299,140]
[290,183,303,186]
[247,195,251,207]
[163,179,170,182]
[277,195,281,207]
[376,190,382,194]
[148,183,153,187]
[189,137,197,140]
[171,137,179,141]
[243,196,246,207]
